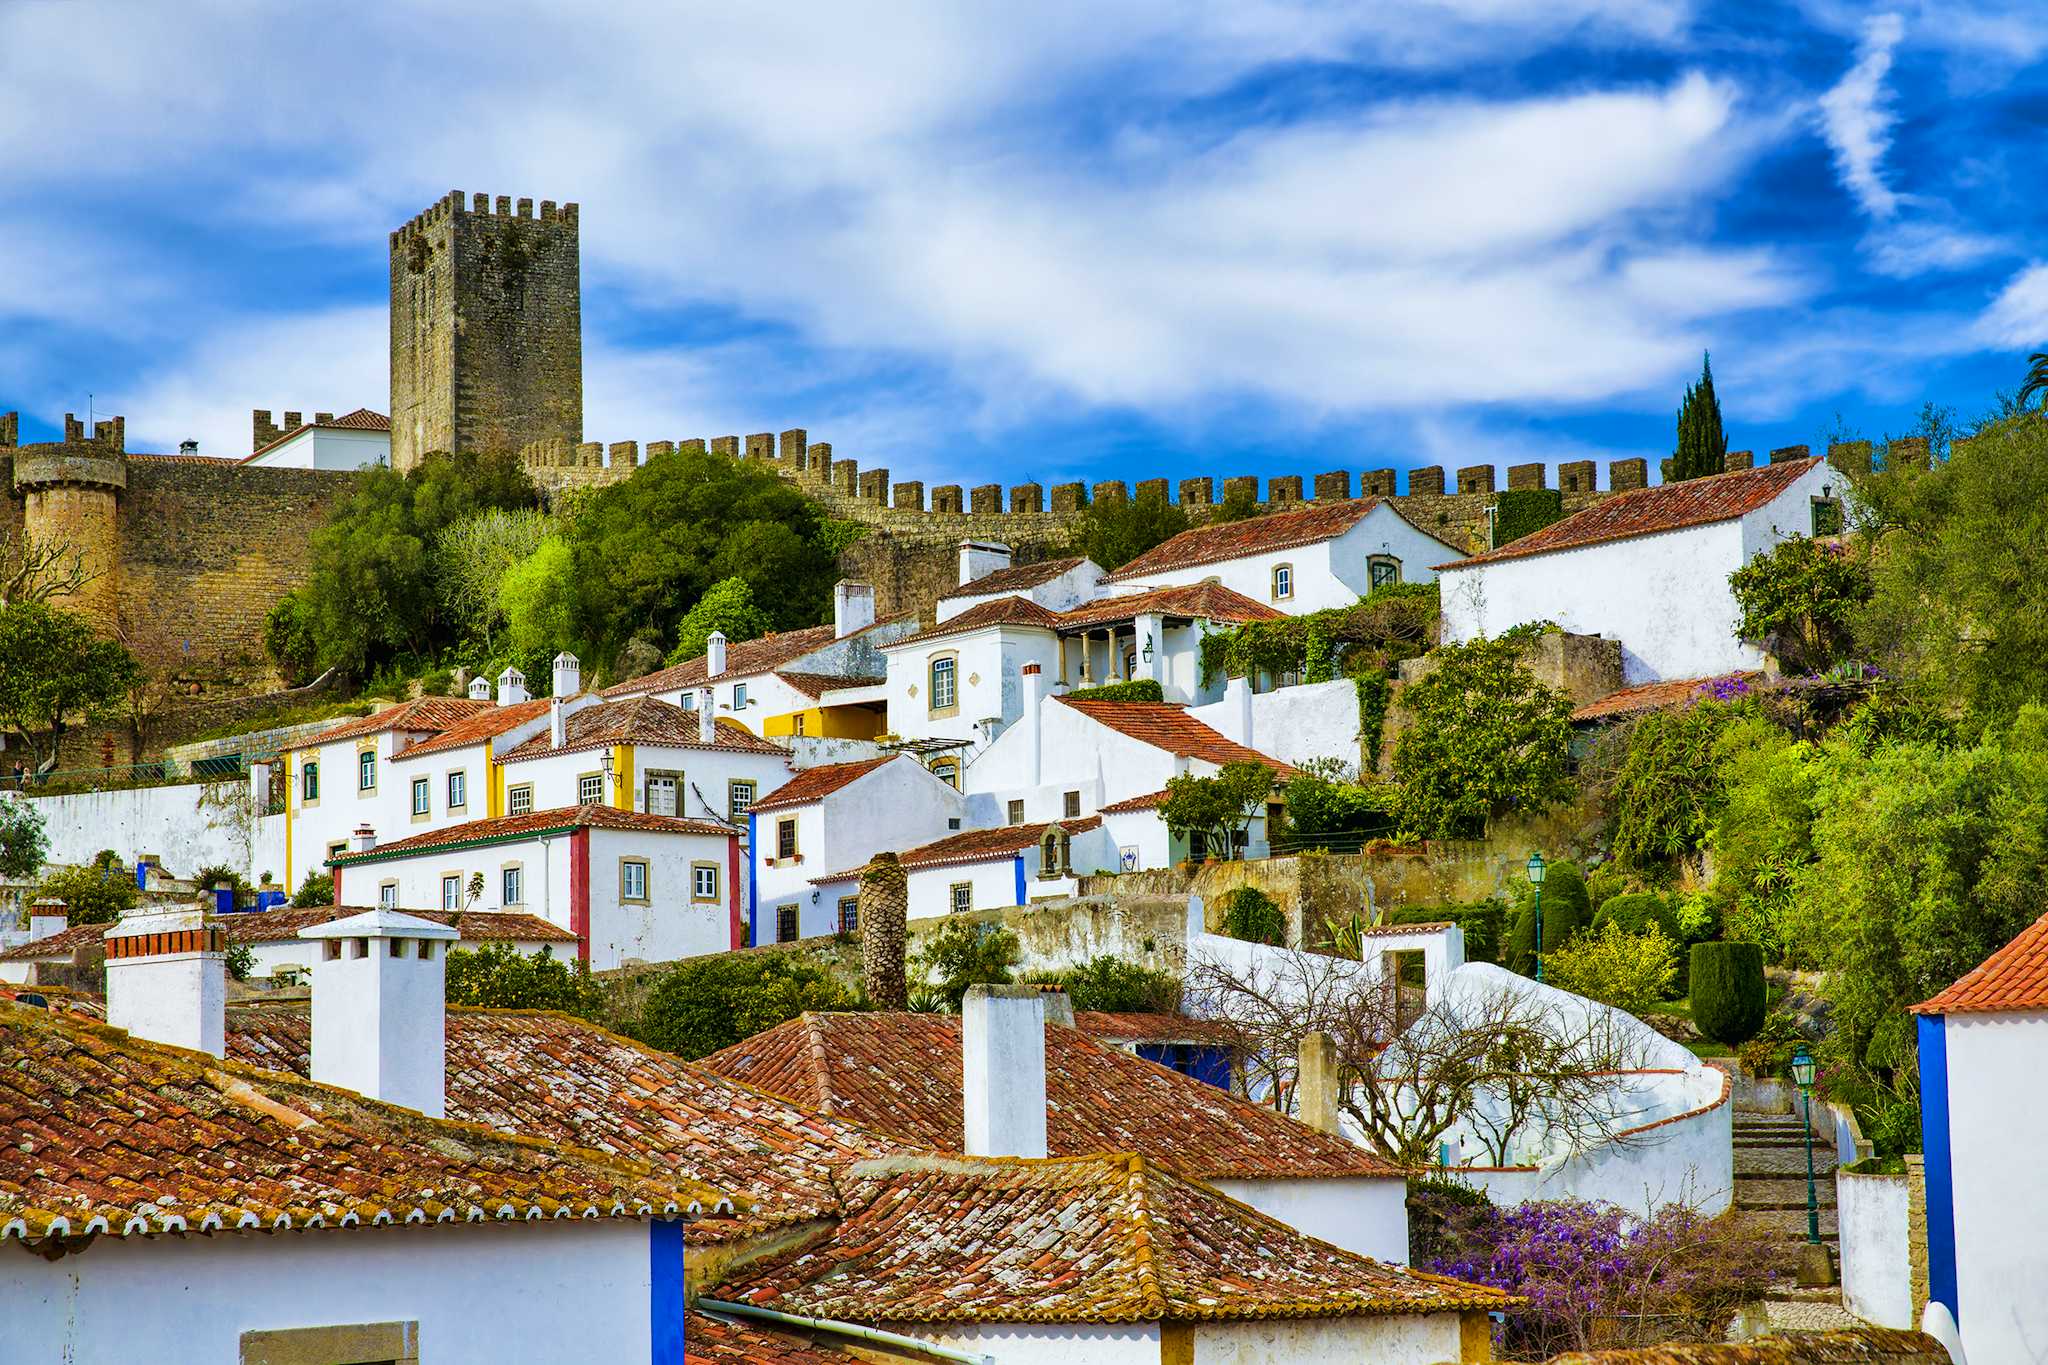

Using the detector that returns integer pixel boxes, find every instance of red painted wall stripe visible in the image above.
[727,834,743,950]
[570,827,591,965]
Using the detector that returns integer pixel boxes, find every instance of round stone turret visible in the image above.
[8,413,127,627]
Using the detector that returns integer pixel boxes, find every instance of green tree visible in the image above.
[1210,484,1263,523]
[0,602,145,770]
[1159,761,1279,860]
[567,446,837,666]
[1671,352,1728,482]
[1024,955,1183,1013]
[2019,351,2048,410]
[1391,636,1574,839]
[36,861,138,925]
[635,952,859,1059]
[290,869,335,908]
[444,943,605,1016]
[1221,886,1286,946]
[0,797,48,881]
[1728,536,1872,674]
[1072,490,1189,570]
[498,536,578,662]
[1604,701,1764,876]
[1691,942,1767,1046]
[909,918,1021,1011]
[434,506,551,651]
[668,576,774,666]
[264,593,322,686]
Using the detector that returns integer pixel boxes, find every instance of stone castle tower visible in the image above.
[3,412,126,628]
[388,191,583,472]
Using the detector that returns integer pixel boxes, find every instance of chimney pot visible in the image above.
[962,983,1049,1158]
[1020,662,1045,786]
[549,696,567,748]
[104,905,226,1057]
[957,539,1014,588]
[496,667,528,705]
[28,899,67,941]
[467,675,493,701]
[1296,1030,1343,1135]
[706,632,728,678]
[833,581,876,639]
[299,909,460,1116]
[697,688,717,743]
[551,651,581,698]
[352,823,377,854]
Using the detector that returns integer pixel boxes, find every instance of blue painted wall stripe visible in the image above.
[649,1218,687,1364]
[1918,1013,1959,1319]
[746,811,758,947]
[1013,855,1026,909]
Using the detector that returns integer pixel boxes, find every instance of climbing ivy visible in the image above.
[1196,585,1438,689]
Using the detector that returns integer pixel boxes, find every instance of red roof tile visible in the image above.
[1057,581,1283,629]
[1099,788,1170,813]
[814,818,1102,883]
[774,671,884,700]
[0,1001,728,1243]
[1074,1012,1233,1046]
[0,922,104,963]
[0,907,575,961]
[1105,499,1454,583]
[1914,909,2048,1015]
[330,804,732,865]
[497,695,786,763]
[395,696,553,760]
[712,1152,1504,1323]
[601,617,909,700]
[940,557,1087,601]
[300,696,497,747]
[701,1012,1400,1180]
[744,757,900,814]
[892,595,1063,647]
[684,1312,867,1363]
[1570,674,1767,723]
[242,408,391,461]
[1443,458,1824,569]
[1057,697,1297,776]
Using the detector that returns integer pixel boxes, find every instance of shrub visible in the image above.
[1392,637,1575,838]
[1691,942,1767,1045]
[1221,887,1285,946]
[1024,955,1182,1013]
[909,917,1021,1012]
[290,870,335,908]
[0,797,48,882]
[264,592,321,685]
[1384,901,1504,964]
[636,952,860,1059]
[1066,679,1164,703]
[224,941,256,982]
[445,943,606,1017]
[35,863,138,926]
[1544,923,1679,1015]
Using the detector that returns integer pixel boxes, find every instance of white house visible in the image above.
[936,542,1105,622]
[1436,456,1846,685]
[241,407,392,469]
[1101,496,1464,613]
[1913,907,2048,1365]
[328,805,743,969]
[747,755,967,943]
[807,817,1113,923]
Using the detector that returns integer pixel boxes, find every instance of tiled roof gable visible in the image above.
[1056,697,1297,776]
[744,757,899,813]
[497,695,785,762]
[892,596,1063,647]
[302,696,497,747]
[940,557,1087,601]
[1103,498,1393,583]
[1057,580,1282,629]
[330,804,732,864]
[816,818,1102,883]
[1914,907,2048,1015]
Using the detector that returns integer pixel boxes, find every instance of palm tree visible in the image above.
[2019,353,2048,409]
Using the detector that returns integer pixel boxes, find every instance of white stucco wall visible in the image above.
[883,626,1059,745]
[242,932,563,978]
[28,781,257,881]
[1212,1176,1409,1265]
[0,1219,663,1365]
[938,559,1105,622]
[1839,1169,1914,1330]
[1943,1009,2048,1365]
[1102,807,1173,873]
[1193,1314,1464,1365]
[501,743,786,823]
[910,1321,1161,1365]
[588,827,735,965]
[247,425,391,469]
[1188,677,1358,770]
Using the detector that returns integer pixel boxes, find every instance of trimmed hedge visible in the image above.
[1691,941,1767,1045]
[1066,678,1164,703]
[1506,862,1589,976]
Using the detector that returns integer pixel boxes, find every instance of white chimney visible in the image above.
[352,823,377,854]
[706,631,727,678]
[962,983,1048,1158]
[552,651,581,698]
[1225,673,1254,749]
[299,909,460,1117]
[105,904,226,1057]
[27,898,67,941]
[497,666,528,705]
[833,581,876,638]
[698,687,716,743]
[467,675,493,701]
[958,539,1013,587]
[549,696,567,748]
[1020,663,1044,787]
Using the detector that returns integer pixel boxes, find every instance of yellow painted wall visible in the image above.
[761,705,884,740]
[613,744,635,810]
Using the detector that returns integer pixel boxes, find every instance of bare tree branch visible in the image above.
[0,530,103,608]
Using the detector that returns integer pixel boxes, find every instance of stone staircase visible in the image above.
[1733,1110,1858,1331]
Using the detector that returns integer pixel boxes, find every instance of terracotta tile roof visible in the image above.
[242,407,391,461]
[940,557,1086,601]
[0,907,576,960]
[814,818,1102,883]
[1571,673,1768,723]
[1357,920,1455,937]
[1543,1329,1953,1365]
[0,922,103,963]
[602,618,908,699]
[330,804,733,865]
[684,1311,867,1363]
[1074,1012,1234,1046]
[300,696,496,747]
[713,1152,1505,1324]
[1443,458,1824,569]
[1057,581,1283,629]
[394,696,552,760]
[1099,788,1170,813]
[1914,908,2048,1015]
[891,595,1063,647]
[497,695,786,763]
[701,1012,1400,1180]
[225,1006,916,1243]
[774,671,884,700]
[1056,697,1298,776]
[1102,499,1388,582]
[0,1000,729,1244]
[745,757,899,814]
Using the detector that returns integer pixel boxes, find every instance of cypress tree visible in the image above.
[1671,352,1729,482]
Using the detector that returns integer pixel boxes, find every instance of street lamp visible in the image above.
[1791,1045,1821,1246]
[1526,852,1547,982]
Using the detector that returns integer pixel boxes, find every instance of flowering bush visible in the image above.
[1416,1193,1788,1357]
[1543,922,1679,1015]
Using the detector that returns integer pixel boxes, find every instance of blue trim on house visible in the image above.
[1918,1012,1958,1319]
[746,812,758,947]
[1013,855,1027,908]
[649,1217,687,1363]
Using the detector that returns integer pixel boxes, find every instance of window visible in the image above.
[645,773,679,817]
[1039,828,1072,877]
[1007,799,1025,826]
[792,713,807,737]
[1271,563,1293,601]
[692,862,720,902]
[1368,555,1402,590]
[729,780,757,819]
[379,882,398,910]
[930,757,959,789]
[950,882,972,914]
[733,683,749,709]
[776,817,798,860]
[1812,497,1845,537]
[928,654,958,713]
[327,841,347,863]
[411,777,430,817]
[447,770,466,809]
[838,896,859,934]
[621,858,649,902]
[508,783,534,814]
[776,904,799,942]
[502,865,523,906]
[300,761,319,803]
[682,692,697,711]
[1189,829,1209,861]
[441,874,461,910]
[358,749,377,791]
[1063,790,1082,819]
[578,772,605,805]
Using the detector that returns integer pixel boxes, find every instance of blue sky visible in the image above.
[4,0,2046,490]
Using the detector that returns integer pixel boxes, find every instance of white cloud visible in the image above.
[1818,12,1907,219]
[1862,220,2009,278]
[1976,263,2048,349]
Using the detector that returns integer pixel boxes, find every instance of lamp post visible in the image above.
[1526,852,1547,982]
[1791,1045,1821,1245]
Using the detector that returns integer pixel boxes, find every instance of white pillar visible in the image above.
[1136,612,1165,687]
[1020,663,1044,787]
[962,984,1048,1158]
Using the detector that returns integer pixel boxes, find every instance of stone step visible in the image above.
[1734,1206,1839,1239]
[1736,1178,1837,1208]
[1734,1137,1815,1149]
[1737,1149,1830,1177]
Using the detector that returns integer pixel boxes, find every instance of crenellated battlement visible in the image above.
[7,411,129,492]
[390,189,578,246]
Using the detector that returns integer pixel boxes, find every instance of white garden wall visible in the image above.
[1839,1168,1914,1329]
[27,781,257,880]
[1193,1314,1465,1365]
[1212,1176,1409,1265]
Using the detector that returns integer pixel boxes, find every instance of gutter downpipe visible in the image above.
[695,1298,995,1365]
